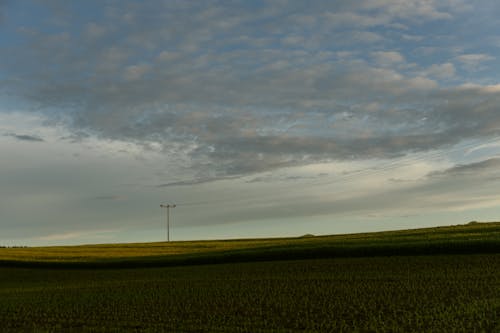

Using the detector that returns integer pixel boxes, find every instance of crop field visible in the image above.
[1,221,500,267]
[0,222,499,332]
[1,255,499,332]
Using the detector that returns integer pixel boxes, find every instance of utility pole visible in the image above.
[160,204,176,242]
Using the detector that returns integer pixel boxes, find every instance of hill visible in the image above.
[1,221,499,268]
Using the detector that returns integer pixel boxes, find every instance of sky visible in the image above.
[2,0,500,246]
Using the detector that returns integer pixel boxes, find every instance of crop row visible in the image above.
[0,254,499,332]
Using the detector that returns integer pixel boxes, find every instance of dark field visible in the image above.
[1,222,499,332]
[0,255,499,332]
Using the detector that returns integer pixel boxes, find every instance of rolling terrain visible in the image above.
[1,222,499,332]
[1,221,499,268]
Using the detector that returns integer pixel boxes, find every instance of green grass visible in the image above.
[0,255,499,332]
[1,222,499,332]
[1,221,499,268]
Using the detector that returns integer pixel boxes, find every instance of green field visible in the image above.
[1,222,499,332]
[2,221,500,267]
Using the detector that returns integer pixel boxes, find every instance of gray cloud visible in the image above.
[2,0,498,181]
[90,195,127,201]
[428,157,500,179]
[5,133,44,142]
[157,176,239,188]
[234,156,500,223]
[245,173,328,184]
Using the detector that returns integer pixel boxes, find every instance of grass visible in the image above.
[0,222,499,332]
[0,255,499,332]
[1,221,499,268]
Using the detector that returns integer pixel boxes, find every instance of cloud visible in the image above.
[1,0,495,181]
[323,12,387,29]
[90,195,127,201]
[465,141,500,156]
[424,63,456,79]
[323,0,456,29]
[456,53,495,70]
[371,51,405,66]
[36,231,89,241]
[400,34,423,41]
[6,54,500,179]
[359,0,455,20]
[246,173,328,184]
[157,177,238,188]
[35,229,116,241]
[84,22,107,40]
[5,0,500,245]
[428,158,500,179]
[123,63,151,81]
[4,133,44,142]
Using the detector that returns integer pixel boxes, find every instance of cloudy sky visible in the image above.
[2,0,500,246]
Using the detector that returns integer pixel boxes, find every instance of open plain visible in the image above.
[1,222,499,332]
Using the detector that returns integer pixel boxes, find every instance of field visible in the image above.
[1,222,499,332]
[2,221,500,267]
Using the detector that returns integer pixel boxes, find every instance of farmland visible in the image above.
[1,221,500,267]
[0,222,499,332]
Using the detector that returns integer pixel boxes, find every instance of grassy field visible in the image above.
[1,221,500,267]
[0,222,499,332]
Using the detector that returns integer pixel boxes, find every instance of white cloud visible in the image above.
[465,140,500,156]
[324,12,387,28]
[481,84,500,93]
[371,51,405,66]
[424,62,456,79]
[358,0,454,22]
[456,53,495,70]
